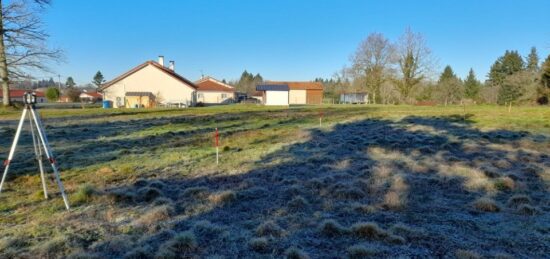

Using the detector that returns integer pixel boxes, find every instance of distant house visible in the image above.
[195,77,235,104]
[255,81,323,106]
[99,56,197,108]
[340,92,369,104]
[79,91,103,103]
[0,89,47,104]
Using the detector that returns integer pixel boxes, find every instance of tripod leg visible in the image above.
[0,108,28,193]
[29,108,70,210]
[28,111,48,199]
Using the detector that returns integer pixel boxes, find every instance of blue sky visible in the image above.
[39,0,549,85]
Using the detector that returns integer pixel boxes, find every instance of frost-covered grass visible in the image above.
[0,104,549,257]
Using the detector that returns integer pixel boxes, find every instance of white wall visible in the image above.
[289,89,306,104]
[265,90,289,105]
[103,64,196,108]
[197,91,234,104]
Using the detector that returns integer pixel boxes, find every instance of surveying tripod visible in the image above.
[0,92,70,210]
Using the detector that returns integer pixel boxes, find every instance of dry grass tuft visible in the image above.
[208,190,236,205]
[123,245,152,259]
[157,231,197,257]
[256,221,283,237]
[352,203,377,214]
[494,177,515,191]
[386,234,406,244]
[516,204,538,215]
[507,194,531,208]
[73,184,97,205]
[136,187,163,202]
[134,205,174,227]
[285,247,310,259]
[107,188,136,203]
[347,244,377,258]
[333,186,365,200]
[248,237,269,253]
[455,249,482,259]
[350,222,388,239]
[288,196,309,211]
[472,197,501,212]
[182,186,210,199]
[383,191,404,210]
[318,219,347,236]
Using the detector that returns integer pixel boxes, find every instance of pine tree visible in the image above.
[464,68,481,100]
[65,76,76,88]
[93,71,105,88]
[488,50,525,86]
[527,47,540,72]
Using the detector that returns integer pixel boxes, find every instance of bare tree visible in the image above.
[351,33,396,104]
[1,0,61,106]
[395,28,435,104]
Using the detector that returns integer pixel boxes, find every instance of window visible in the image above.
[221,93,227,99]
[198,93,204,98]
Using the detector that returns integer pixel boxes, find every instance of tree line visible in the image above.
[317,29,550,106]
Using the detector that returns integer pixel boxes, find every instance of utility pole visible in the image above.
[57,74,61,91]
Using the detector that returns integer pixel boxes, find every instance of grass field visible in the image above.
[0,104,549,258]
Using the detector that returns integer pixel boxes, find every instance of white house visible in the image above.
[99,56,197,108]
[195,76,235,104]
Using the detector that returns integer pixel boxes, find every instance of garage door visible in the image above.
[265,90,289,105]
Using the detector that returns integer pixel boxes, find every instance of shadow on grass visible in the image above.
[1,111,549,258]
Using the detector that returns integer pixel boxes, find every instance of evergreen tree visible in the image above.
[65,76,76,88]
[437,65,463,105]
[464,68,481,100]
[526,47,540,72]
[538,55,550,104]
[541,55,550,89]
[92,71,105,88]
[488,50,525,86]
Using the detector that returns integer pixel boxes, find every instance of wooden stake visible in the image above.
[215,128,219,165]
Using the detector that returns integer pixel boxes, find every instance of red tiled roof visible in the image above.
[0,89,45,98]
[195,77,235,92]
[99,61,197,91]
[264,81,323,90]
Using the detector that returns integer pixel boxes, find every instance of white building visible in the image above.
[99,56,197,108]
[195,77,235,105]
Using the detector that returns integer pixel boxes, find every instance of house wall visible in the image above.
[102,64,196,108]
[265,90,289,105]
[306,89,323,104]
[197,91,234,104]
[289,90,306,104]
